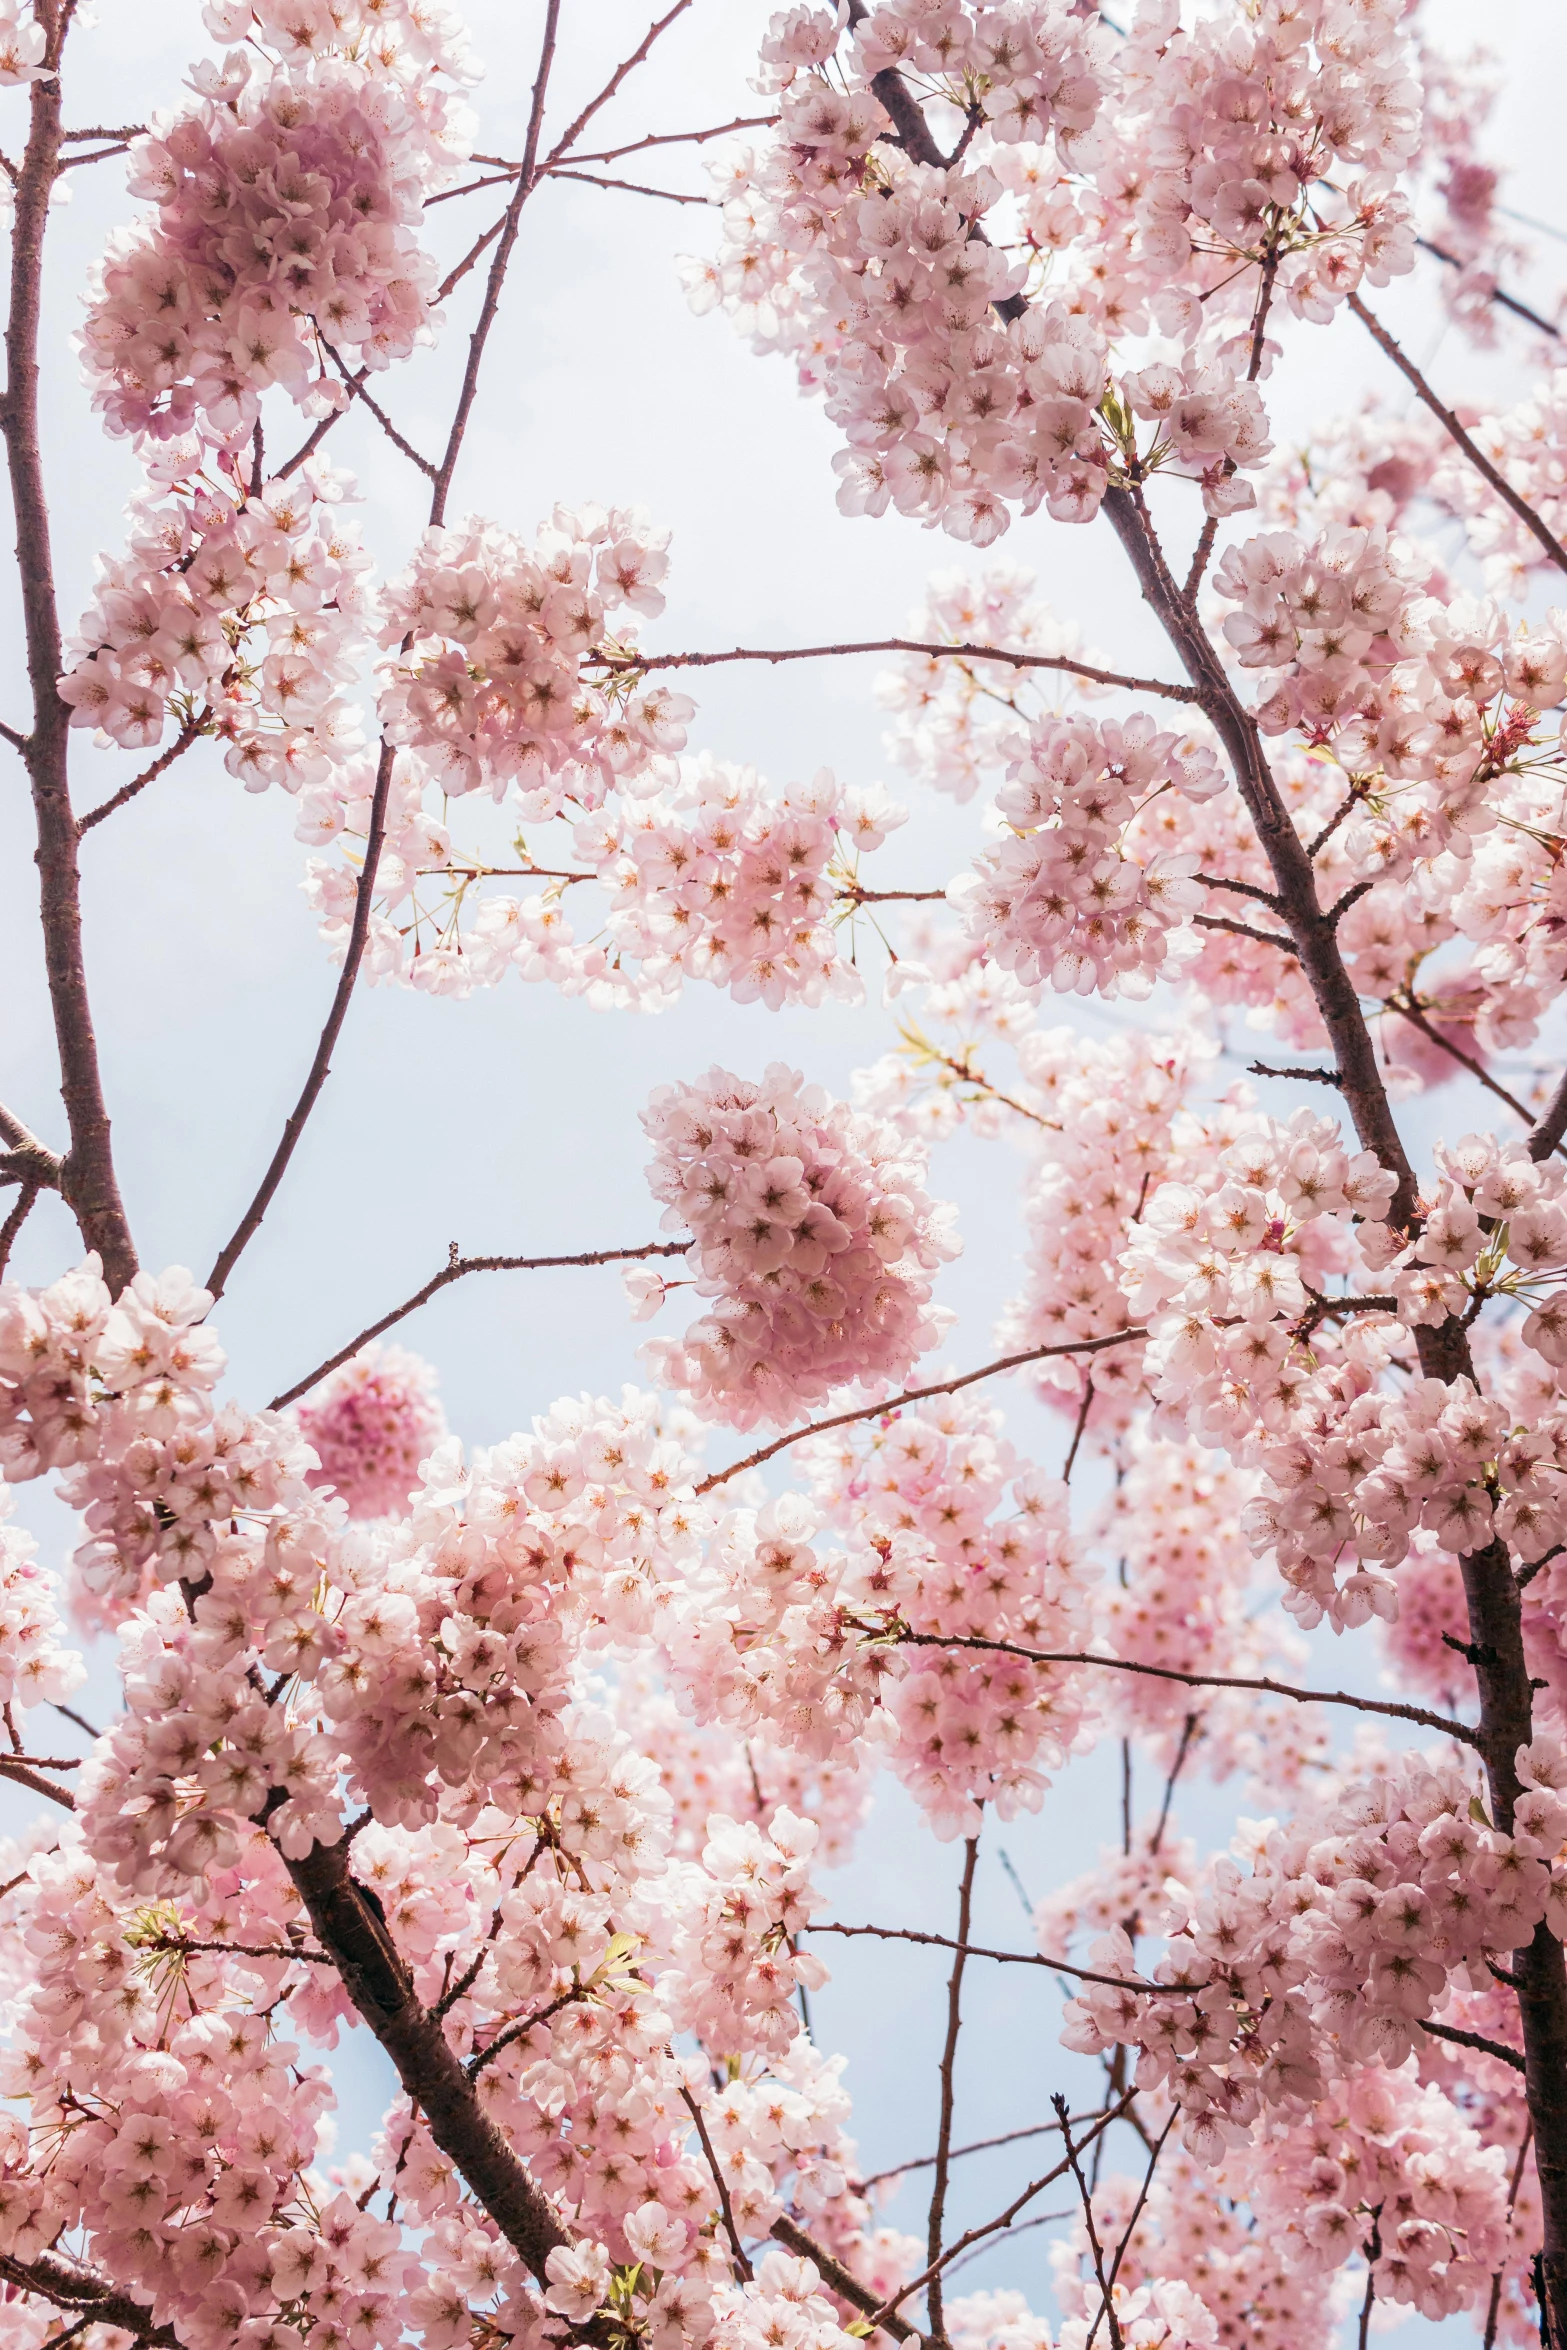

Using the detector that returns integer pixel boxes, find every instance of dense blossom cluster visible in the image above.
[638,1065,959,1427]
[686,0,1418,542]
[954,712,1222,997]
[377,507,690,801]
[292,1341,448,1520]
[83,39,470,451]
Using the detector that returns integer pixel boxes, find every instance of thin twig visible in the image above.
[428,0,562,525]
[568,115,777,166]
[694,1328,1148,1494]
[319,337,437,478]
[860,2099,1139,2334]
[589,636,1198,702]
[1248,1061,1343,1088]
[1055,2094,1123,2350]
[858,2107,1117,2194]
[1062,1377,1094,1481]
[537,1,695,177]
[1191,909,1299,956]
[1357,2210,1382,2350]
[1150,1716,1198,1856]
[805,1921,1161,1996]
[77,717,202,832]
[1350,291,1567,578]
[546,168,712,205]
[927,1837,979,2342]
[1386,997,1563,1153]
[1419,236,1563,341]
[269,1239,689,1410]
[1091,2107,1177,2350]
[894,1631,1483,1748]
[1420,2018,1526,2073]
[682,2087,754,2282]
[205,739,396,1301]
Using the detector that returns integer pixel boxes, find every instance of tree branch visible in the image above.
[681,2086,754,2282]
[768,2217,924,2344]
[589,637,1198,703]
[894,1630,1483,1749]
[1421,2018,1527,2073]
[268,1238,690,1410]
[0,1754,76,1809]
[5,10,137,1295]
[857,2107,1118,2194]
[428,0,562,525]
[76,716,202,833]
[694,1328,1148,1495]
[1349,291,1567,579]
[0,2251,178,2345]
[926,1836,979,2343]
[205,740,396,1302]
[805,1921,1161,1997]
[537,1,695,177]
[1385,996,1562,1151]
[1528,1065,1567,1163]
[859,2099,1139,2333]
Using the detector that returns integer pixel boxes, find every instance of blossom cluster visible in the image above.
[954,711,1223,998]
[1061,1742,1567,2185]
[83,45,468,451]
[292,1342,448,1520]
[377,506,691,802]
[638,1064,959,1428]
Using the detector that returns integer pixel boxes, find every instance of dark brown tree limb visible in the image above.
[5,4,137,1296]
[1349,291,1567,579]
[769,2216,924,2344]
[205,740,395,1302]
[268,1238,691,1410]
[1528,1065,1567,1163]
[0,2249,179,2345]
[282,1829,582,2292]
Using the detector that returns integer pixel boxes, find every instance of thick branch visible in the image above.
[695,1328,1147,1494]
[268,1239,690,1410]
[0,1754,75,1809]
[282,1829,579,2289]
[1349,291,1567,579]
[5,10,137,1295]
[0,2251,178,2346]
[590,637,1198,703]
[205,741,395,1302]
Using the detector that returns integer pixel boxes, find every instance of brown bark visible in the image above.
[1098,478,1567,2350]
[4,6,137,1296]
[283,1831,580,2288]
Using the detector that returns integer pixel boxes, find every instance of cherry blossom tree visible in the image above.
[5,2,1567,2348]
